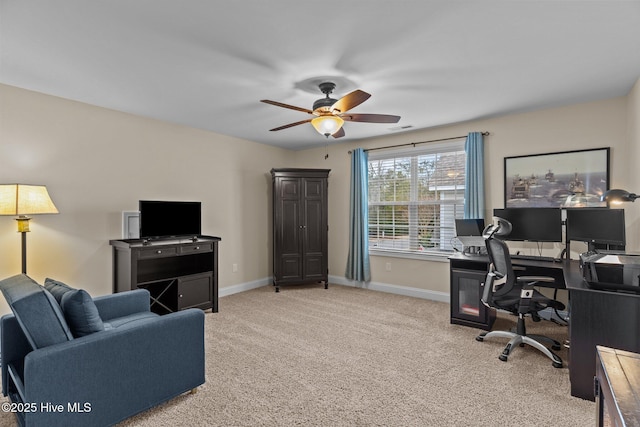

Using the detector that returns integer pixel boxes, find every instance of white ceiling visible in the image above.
[2,1,639,150]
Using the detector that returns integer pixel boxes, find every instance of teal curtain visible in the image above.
[346,148,371,282]
[464,132,485,219]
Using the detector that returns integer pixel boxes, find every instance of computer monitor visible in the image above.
[492,207,562,242]
[455,219,485,248]
[566,208,625,247]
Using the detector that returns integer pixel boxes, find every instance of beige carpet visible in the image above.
[1,284,594,426]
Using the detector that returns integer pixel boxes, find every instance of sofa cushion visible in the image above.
[0,274,74,349]
[60,289,105,337]
[44,277,75,304]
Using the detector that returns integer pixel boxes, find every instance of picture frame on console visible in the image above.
[122,211,140,239]
[504,147,610,208]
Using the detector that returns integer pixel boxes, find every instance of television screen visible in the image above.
[139,200,201,239]
[492,207,562,242]
[566,208,625,246]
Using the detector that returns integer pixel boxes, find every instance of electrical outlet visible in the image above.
[232,263,238,273]
[385,262,391,272]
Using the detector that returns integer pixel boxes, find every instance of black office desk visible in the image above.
[564,263,640,401]
[449,254,640,401]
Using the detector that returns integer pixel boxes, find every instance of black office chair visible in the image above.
[476,217,565,368]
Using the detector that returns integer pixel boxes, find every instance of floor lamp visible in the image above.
[0,184,59,274]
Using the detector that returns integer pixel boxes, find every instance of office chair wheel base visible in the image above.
[552,344,561,351]
[552,361,563,368]
[475,336,484,342]
[499,354,508,362]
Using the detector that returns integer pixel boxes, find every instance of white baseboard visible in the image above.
[328,275,450,303]
[219,277,271,298]
[219,275,450,304]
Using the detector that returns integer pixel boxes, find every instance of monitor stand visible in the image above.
[463,246,483,256]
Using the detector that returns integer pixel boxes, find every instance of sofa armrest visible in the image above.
[21,308,205,427]
[92,289,151,321]
[1,314,31,396]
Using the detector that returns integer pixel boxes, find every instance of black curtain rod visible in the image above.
[348,132,490,154]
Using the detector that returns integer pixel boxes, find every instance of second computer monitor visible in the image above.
[492,207,562,242]
[565,208,625,247]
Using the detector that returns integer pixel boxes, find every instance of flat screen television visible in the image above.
[139,200,201,239]
[566,208,625,246]
[492,207,562,242]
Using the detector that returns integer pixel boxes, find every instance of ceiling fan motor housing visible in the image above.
[313,82,338,112]
[313,97,337,112]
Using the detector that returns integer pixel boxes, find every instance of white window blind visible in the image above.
[368,141,466,256]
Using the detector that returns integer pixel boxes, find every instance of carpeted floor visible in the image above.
[1,284,595,426]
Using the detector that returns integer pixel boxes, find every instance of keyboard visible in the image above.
[510,254,560,263]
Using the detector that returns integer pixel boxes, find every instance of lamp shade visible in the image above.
[600,188,638,204]
[0,184,59,215]
[311,115,344,137]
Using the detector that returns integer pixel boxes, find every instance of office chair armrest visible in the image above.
[516,275,555,285]
[516,276,555,315]
[481,272,496,307]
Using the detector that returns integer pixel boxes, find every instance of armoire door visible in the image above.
[276,177,303,282]
[302,177,327,281]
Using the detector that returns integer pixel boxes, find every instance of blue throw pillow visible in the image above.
[44,277,75,304]
[60,289,105,337]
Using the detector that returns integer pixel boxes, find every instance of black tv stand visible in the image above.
[110,235,221,314]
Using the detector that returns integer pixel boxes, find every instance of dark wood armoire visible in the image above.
[271,168,330,292]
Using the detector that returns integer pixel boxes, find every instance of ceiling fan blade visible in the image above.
[332,127,345,139]
[269,119,312,132]
[261,100,314,115]
[330,90,371,114]
[342,113,401,123]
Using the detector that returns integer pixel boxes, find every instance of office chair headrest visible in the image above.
[482,217,512,239]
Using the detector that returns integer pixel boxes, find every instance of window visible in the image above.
[368,141,466,257]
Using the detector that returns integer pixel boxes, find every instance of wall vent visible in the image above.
[389,125,413,131]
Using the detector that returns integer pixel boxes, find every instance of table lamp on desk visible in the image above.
[601,189,639,204]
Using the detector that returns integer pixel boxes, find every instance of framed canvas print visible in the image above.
[504,147,609,208]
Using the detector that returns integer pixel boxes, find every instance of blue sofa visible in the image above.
[0,274,205,427]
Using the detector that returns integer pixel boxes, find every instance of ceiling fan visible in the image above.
[261,82,401,138]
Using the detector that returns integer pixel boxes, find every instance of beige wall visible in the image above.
[295,95,631,294]
[625,77,640,252]
[0,84,294,314]
[1,80,638,315]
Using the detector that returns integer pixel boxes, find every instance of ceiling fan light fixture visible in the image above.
[311,115,344,138]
